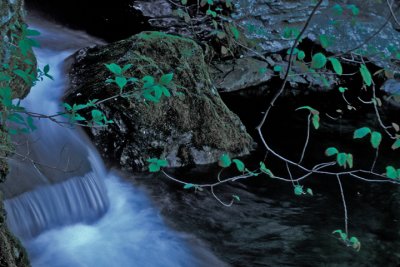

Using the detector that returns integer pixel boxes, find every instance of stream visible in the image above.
[2,16,227,267]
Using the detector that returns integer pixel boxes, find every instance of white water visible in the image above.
[3,16,227,267]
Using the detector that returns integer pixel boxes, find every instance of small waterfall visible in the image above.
[4,172,109,239]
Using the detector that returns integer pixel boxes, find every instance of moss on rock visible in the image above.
[66,31,254,171]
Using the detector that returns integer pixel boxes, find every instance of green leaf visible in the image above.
[91,109,103,121]
[143,90,159,102]
[26,116,36,131]
[282,27,300,39]
[286,48,299,55]
[72,113,86,121]
[161,86,171,97]
[0,72,11,82]
[312,114,320,130]
[232,195,240,201]
[160,73,174,86]
[311,53,327,69]
[147,158,168,172]
[319,34,330,48]
[346,154,354,169]
[259,67,268,75]
[306,188,313,196]
[332,4,344,16]
[297,50,306,60]
[349,236,361,251]
[391,139,400,150]
[347,4,360,16]
[273,65,282,72]
[142,76,155,89]
[26,29,41,36]
[353,127,371,139]
[386,166,398,179]
[294,185,304,196]
[338,87,348,93]
[149,163,160,172]
[325,147,339,156]
[122,64,133,72]
[328,58,343,75]
[370,131,382,149]
[153,85,163,100]
[181,0,188,4]
[336,153,347,167]
[146,158,159,164]
[232,159,245,172]
[0,87,12,107]
[360,64,372,86]
[332,229,347,240]
[260,162,274,177]
[13,69,31,84]
[206,9,217,18]
[43,64,50,74]
[296,106,317,113]
[219,153,232,168]
[349,236,359,244]
[7,113,25,124]
[230,25,240,40]
[115,76,127,90]
[105,63,122,75]
[157,159,168,167]
[184,183,194,189]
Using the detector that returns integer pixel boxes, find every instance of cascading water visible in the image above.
[2,15,227,267]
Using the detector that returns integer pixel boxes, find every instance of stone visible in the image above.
[381,78,400,108]
[65,31,254,171]
[233,0,400,72]
[210,57,272,93]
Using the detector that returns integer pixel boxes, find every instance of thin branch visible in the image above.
[337,175,348,235]
[299,113,311,164]
[387,0,400,28]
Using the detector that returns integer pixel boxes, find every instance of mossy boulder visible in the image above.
[66,31,254,171]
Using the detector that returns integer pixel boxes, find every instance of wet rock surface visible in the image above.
[233,0,400,71]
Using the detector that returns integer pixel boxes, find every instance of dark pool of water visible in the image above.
[131,89,400,267]
[132,162,400,267]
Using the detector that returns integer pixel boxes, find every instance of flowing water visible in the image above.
[2,16,227,267]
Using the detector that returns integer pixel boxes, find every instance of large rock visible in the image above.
[66,31,254,171]
[0,1,33,266]
[233,0,400,72]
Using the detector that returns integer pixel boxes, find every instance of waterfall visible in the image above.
[5,172,109,239]
[2,14,228,267]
